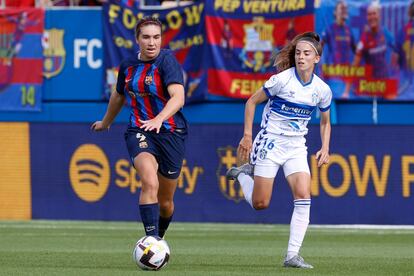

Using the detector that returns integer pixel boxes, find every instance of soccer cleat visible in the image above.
[283,255,314,269]
[226,163,253,180]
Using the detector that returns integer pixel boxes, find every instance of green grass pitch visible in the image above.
[0,220,413,275]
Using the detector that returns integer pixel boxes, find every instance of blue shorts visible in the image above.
[124,128,187,179]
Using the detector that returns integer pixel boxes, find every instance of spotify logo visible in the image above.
[69,144,110,202]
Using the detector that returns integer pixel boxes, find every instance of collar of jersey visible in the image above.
[294,68,313,87]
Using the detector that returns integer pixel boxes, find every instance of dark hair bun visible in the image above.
[301,32,320,42]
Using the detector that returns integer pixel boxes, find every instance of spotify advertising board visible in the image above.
[29,123,414,224]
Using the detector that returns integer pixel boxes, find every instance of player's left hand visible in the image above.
[139,118,163,133]
[315,148,329,167]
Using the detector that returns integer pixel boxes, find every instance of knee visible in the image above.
[140,177,158,195]
[159,199,174,213]
[134,158,158,187]
[294,191,310,200]
[252,199,270,210]
[293,186,311,200]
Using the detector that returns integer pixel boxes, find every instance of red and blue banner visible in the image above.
[0,8,44,111]
[205,0,314,99]
[316,0,414,100]
[103,0,314,102]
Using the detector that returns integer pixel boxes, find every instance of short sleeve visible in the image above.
[159,52,184,86]
[116,60,127,95]
[263,74,282,97]
[319,84,333,112]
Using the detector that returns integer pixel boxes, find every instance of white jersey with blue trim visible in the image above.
[261,67,332,136]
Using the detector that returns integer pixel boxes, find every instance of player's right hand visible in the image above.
[91,121,109,131]
[237,135,252,165]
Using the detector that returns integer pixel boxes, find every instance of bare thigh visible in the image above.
[252,176,275,210]
[286,172,311,199]
[134,152,159,204]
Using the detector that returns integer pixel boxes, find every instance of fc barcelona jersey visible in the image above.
[322,23,355,64]
[356,28,396,78]
[116,49,188,133]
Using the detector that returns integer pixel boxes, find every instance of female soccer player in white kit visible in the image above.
[227,32,332,269]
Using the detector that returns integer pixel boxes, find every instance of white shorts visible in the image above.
[250,130,310,178]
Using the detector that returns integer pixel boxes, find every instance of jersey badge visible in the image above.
[259,148,267,160]
[145,75,153,85]
[312,92,319,104]
[139,141,148,148]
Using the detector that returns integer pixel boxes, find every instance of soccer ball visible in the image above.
[133,236,170,271]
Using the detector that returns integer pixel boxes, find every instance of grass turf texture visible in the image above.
[0,221,413,275]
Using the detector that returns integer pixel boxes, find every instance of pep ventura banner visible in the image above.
[0,9,44,111]
[316,0,414,100]
[102,0,314,102]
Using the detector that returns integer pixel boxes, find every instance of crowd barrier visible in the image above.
[1,122,414,224]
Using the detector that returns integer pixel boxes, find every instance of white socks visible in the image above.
[286,199,311,260]
[238,175,311,260]
[237,173,254,207]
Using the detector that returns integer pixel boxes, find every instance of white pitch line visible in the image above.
[1,222,414,232]
[310,224,414,230]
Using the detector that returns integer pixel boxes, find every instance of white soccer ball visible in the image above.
[133,236,170,271]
